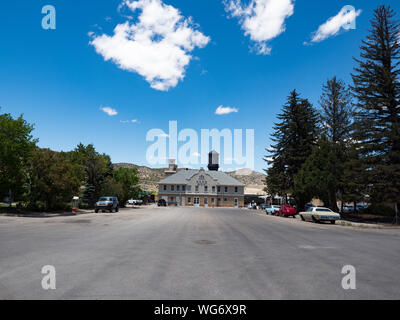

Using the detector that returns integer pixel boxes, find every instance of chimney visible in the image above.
[165,159,178,176]
[208,150,219,171]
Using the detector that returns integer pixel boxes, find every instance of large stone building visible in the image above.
[157,151,245,208]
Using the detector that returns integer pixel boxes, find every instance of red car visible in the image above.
[277,205,296,218]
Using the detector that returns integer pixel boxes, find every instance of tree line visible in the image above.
[265,5,400,217]
[0,114,140,211]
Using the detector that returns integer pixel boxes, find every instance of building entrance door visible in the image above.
[194,197,200,207]
[234,198,239,208]
[182,197,185,206]
[204,197,208,207]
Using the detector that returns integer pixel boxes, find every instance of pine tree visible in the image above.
[265,89,319,208]
[351,5,400,216]
[317,77,353,211]
[294,135,340,209]
[320,77,353,143]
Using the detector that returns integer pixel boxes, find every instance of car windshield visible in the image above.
[306,207,314,212]
[316,208,332,212]
[99,197,112,201]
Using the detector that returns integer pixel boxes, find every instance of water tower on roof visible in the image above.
[208,150,219,171]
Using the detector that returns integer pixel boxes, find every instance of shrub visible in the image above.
[364,204,396,217]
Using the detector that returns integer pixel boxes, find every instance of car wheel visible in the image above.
[116,206,119,212]
[95,209,99,213]
[312,216,318,223]
[331,220,336,224]
[300,215,305,221]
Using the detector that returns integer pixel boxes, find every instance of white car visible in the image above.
[128,199,143,205]
[265,205,281,215]
[299,207,341,224]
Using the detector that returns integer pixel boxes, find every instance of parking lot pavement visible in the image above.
[0,206,399,299]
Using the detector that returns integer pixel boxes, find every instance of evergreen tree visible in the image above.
[295,135,341,209]
[351,5,400,215]
[265,90,319,209]
[320,77,353,143]
[317,77,354,211]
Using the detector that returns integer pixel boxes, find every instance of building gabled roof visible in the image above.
[158,169,245,186]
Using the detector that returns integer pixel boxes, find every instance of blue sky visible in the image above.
[1,0,398,173]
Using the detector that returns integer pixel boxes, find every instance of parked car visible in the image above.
[157,199,167,207]
[128,199,143,205]
[305,203,315,210]
[299,207,341,224]
[95,196,119,213]
[259,203,268,210]
[277,205,297,218]
[343,205,355,213]
[265,205,281,215]
[356,204,368,212]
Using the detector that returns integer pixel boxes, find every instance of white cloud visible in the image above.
[90,0,210,91]
[310,7,361,43]
[100,106,118,116]
[224,0,295,55]
[215,105,239,115]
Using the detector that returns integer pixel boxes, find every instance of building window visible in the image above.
[218,198,221,202]
[195,186,199,192]
[235,187,238,193]
[217,186,221,192]
[211,198,215,203]
[204,186,208,193]
[170,197,174,201]
[224,198,228,202]
[177,185,180,191]
[212,186,215,193]
[182,185,186,191]
[224,186,228,193]
[187,186,191,192]
[188,197,191,203]
[163,185,167,191]
[171,185,175,191]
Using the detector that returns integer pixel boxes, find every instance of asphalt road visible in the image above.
[0,206,399,299]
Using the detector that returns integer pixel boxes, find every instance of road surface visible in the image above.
[0,206,399,299]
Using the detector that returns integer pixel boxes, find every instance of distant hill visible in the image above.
[113,163,267,195]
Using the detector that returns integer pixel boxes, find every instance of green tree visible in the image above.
[111,167,140,206]
[265,90,319,209]
[295,136,342,210]
[320,77,353,143]
[27,149,81,211]
[351,5,400,215]
[0,111,37,203]
[72,144,113,208]
[316,77,354,211]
